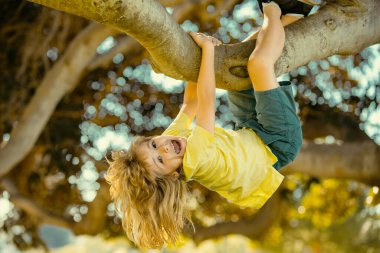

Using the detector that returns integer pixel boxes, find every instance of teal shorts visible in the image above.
[228,81,302,170]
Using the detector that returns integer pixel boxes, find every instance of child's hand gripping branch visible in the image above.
[188,31,221,135]
[106,2,303,249]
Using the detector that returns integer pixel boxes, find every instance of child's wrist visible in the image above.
[201,43,214,52]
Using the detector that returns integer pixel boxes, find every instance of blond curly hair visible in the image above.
[105,136,191,248]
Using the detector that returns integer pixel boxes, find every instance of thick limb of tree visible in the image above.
[295,105,380,184]
[28,0,380,90]
[285,140,380,185]
[300,103,369,142]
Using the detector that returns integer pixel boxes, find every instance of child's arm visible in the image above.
[189,32,220,135]
[179,82,197,121]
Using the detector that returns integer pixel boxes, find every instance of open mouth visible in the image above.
[171,140,181,154]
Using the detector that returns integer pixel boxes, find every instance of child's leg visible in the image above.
[229,3,302,170]
[247,2,284,91]
[243,14,302,42]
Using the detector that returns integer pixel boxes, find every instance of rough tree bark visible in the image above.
[27,0,380,90]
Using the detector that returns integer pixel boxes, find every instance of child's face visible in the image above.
[137,135,187,178]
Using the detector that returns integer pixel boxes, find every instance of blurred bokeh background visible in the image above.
[0,0,379,252]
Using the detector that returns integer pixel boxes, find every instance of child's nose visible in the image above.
[159,143,169,153]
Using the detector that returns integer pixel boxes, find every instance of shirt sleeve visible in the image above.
[182,125,216,180]
[162,112,192,136]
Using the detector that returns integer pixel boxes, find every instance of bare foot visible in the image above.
[262,2,282,19]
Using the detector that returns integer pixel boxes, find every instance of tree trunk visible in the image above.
[28,0,380,90]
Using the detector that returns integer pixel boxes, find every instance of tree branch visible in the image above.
[0,23,117,178]
[191,192,283,244]
[284,141,380,185]
[0,178,74,229]
[27,0,380,90]
[300,103,369,142]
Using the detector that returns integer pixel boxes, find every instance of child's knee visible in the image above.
[247,52,274,75]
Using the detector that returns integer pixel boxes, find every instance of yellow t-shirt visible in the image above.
[163,112,284,209]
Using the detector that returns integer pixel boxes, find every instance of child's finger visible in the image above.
[189,31,200,40]
[189,31,196,37]
[211,37,222,46]
[189,31,200,38]
[189,32,205,47]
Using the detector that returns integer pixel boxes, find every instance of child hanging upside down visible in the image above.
[106,1,312,249]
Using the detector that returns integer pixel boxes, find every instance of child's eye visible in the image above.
[152,141,157,148]
[158,156,163,163]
